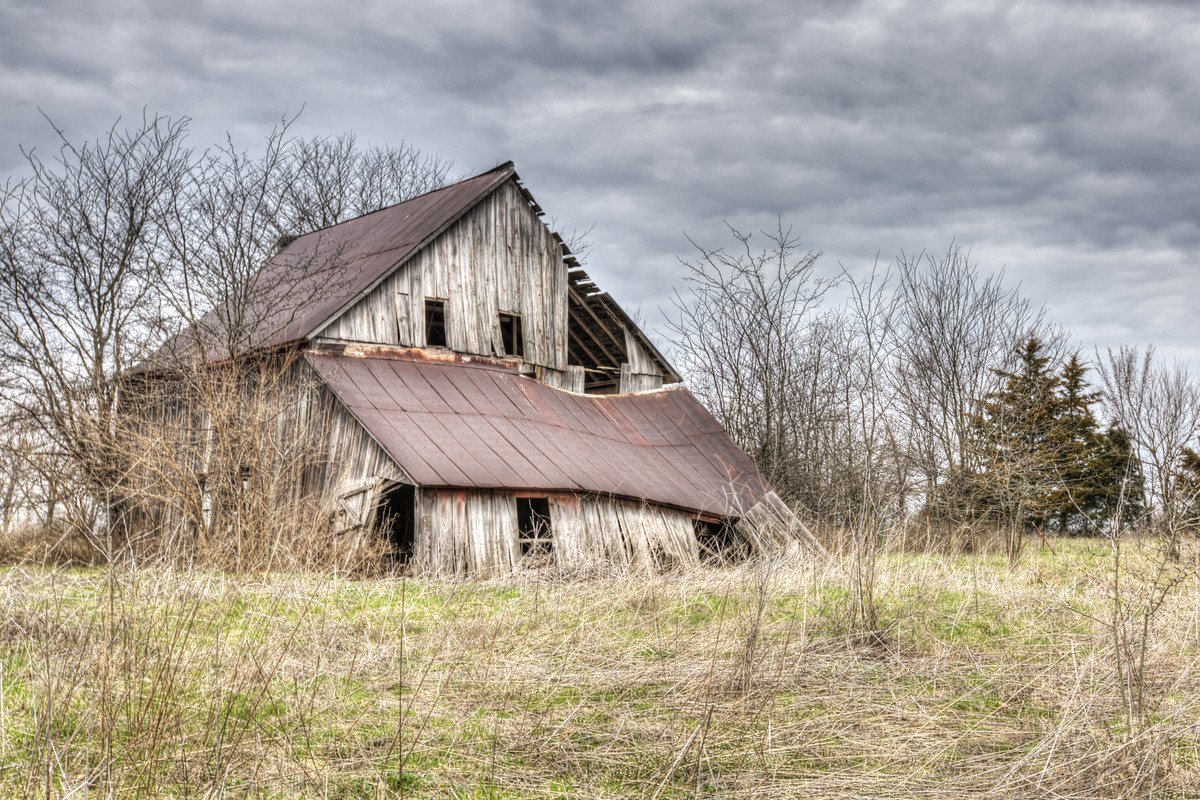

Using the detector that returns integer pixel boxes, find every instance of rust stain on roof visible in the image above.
[306,349,769,518]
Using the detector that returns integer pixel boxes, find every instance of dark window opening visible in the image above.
[378,483,417,565]
[425,298,447,347]
[582,367,620,394]
[499,312,524,358]
[693,518,749,565]
[517,497,553,561]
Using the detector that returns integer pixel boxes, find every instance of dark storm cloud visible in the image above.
[2,0,1199,362]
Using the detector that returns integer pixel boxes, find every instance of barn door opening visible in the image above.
[517,496,553,564]
[377,483,416,563]
[693,518,749,565]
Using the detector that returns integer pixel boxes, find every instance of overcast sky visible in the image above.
[3,0,1198,368]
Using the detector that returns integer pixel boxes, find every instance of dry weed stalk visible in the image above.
[116,348,387,574]
[2,535,1199,798]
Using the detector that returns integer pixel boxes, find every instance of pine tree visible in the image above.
[1086,424,1145,531]
[1048,353,1103,532]
[967,336,1062,528]
[965,344,1144,534]
[1175,447,1200,530]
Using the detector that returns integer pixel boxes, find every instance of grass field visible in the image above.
[1,538,1198,798]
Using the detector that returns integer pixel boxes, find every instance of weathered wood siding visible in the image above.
[413,489,699,576]
[321,179,569,370]
[619,328,664,393]
[535,364,586,393]
[414,489,521,577]
[122,358,407,548]
[320,392,408,532]
[551,494,697,571]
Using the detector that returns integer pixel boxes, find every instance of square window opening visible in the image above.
[499,312,524,358]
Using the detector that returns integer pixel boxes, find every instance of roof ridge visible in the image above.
[280,160,516,243]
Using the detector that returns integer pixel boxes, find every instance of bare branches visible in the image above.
[1097,345,1200,545]
[669,223,834,511]
[278,133,452,233]
[892,244,1058,499]
[0,114,451,540]
[0,114,192,536]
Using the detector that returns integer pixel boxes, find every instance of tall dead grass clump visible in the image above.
[0,521,102,567]
[116,349,389,576]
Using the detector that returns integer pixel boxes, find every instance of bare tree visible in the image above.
[1097,345,1200,552]
[277,133,452,234]
[827,264,907,629]
[155,122,453,362]
[669,224,837,513]
[0,113,452,560]
[137,125,451,568]
[892,244,1057,516]
[0,114,192,540]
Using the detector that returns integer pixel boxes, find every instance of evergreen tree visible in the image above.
[1176,447,1200,530]
[965,343,1144,534]
[1049,354,1105,532]
[1051,355,1145,532]
[967,336,1062,527]
[1084,424,1145,531]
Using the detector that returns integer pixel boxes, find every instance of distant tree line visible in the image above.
[671,228,1200,554]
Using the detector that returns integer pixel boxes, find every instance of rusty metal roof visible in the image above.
[146,164,516,367]
[306,348,769,518]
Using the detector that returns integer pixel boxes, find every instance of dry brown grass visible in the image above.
[1,538,1198,798]
[0,521,102,567]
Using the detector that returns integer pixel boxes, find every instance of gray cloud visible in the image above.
[2,0,1200,364]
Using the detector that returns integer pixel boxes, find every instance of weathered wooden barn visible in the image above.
[131,163,816,574]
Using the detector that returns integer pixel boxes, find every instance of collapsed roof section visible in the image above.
[565,263,680,392]
[306,347,765,518]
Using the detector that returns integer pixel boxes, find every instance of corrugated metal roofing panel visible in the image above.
[306,349,770,518]
[144,166,515,369]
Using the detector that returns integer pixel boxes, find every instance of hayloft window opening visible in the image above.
[498,312,524,358]
[424,298,447,347]
[583,368,620,394]
[517,497,553,559]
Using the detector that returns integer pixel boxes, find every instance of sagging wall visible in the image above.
[413,489,700,576]
[320,179,569,371]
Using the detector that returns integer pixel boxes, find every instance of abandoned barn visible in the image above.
[127,162,816,574]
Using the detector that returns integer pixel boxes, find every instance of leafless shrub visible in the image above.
[0,113,449,572]
[118,348,389,574]
[669,223,836,514]
[1098,345,1200,552]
